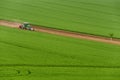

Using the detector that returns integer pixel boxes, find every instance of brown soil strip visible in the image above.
[0,20,120,45]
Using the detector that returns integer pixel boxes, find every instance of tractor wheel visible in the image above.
[19,25,22,29]
[30,28,34,31]
[19,25,24,29]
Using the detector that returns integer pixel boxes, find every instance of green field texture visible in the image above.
[0,0,120,37]
[0,26,120,79]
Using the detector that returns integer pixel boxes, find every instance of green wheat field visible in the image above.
[0,0,120,80]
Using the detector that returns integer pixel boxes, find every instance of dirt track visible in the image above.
[0,20,120,45]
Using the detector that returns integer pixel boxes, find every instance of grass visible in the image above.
[0,0,120,79]
[0,0,120,37]
[0,26,120,79]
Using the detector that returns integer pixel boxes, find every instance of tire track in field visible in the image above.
[0,68,31,77]
[0,64,120,77]
[0,64,120,68]
[0,20,120,46]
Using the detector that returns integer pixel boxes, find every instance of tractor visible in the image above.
[19,22,34,31]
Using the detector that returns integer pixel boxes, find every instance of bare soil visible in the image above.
[0,20,120,46]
